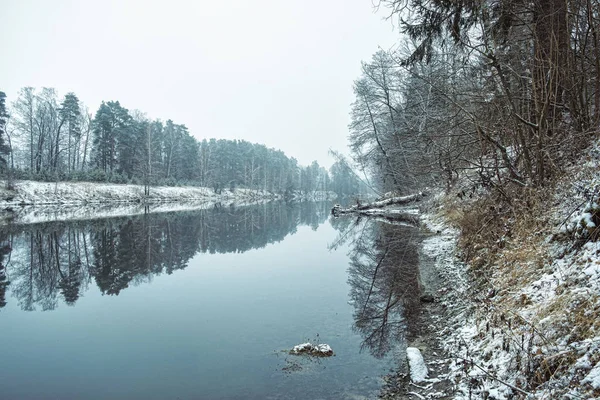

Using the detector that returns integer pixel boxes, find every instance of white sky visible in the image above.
[0,0,398,168]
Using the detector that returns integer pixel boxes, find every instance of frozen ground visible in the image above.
[415,140,600,399]
[0,180,287,225]
[0,180,280,206]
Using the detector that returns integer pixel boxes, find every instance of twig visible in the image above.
[453,353,533,397]
[409,382,431,390]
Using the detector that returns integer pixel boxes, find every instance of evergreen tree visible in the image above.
[59,93,82,172]
[92,101,131,175]
[7,88,329,191]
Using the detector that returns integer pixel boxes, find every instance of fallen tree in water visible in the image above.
[331,192,427,226]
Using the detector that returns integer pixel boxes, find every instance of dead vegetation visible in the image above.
[439,169,600,397]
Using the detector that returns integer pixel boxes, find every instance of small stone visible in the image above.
[420,294,435,303]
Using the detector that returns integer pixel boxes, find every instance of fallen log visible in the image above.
[332,192,426,213]
[331,192,427,226]
[358,192,427,209]
[332,207,420,226]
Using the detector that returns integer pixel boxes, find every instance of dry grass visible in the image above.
[445,178,600,392]
[438,139,600,397]
[539,292,600,343]
[449,184,553,294]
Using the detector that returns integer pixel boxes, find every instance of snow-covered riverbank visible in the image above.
[0,180,284,225]
[0,201,248,226]
[362,140,600,399]
[412,141,600,399]
[0,180,338,226]
[0,180,280,206]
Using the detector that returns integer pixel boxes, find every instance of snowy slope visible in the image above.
[0,180,280,206]
[0,180,285,225]
[422,139,600,399]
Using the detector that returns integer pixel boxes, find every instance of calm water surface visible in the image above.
[0,202,422,400]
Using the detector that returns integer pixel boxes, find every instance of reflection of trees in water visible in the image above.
[331,216,422,359]
[0,232,12,308]
[1,201,330,311]
[8,226,90,311]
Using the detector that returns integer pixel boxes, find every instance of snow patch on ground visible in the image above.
[406,347,428,383]
[583,363,600,389]
[0,180,281,207]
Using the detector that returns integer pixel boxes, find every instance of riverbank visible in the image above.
[0,180,281,206]
[378,200,467,399]
[374,139,600,398]
[0,180,280,226]
[394,141,600,399]
[0,201,263,226]
[0,180,338,225]
[439,155,599,398]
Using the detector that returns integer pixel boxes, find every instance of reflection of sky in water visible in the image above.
[0,204,416,399]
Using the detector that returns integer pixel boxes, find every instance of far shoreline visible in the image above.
[0,179,336,226]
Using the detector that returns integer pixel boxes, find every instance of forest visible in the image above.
[348,0,600,195]
[345,2,600,397]
[0,89,363,197]
[1,1,598,201]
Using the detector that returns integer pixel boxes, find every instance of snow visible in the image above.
[315,344,333,354]
[406,347,428,383]
[290,343,334,356]
[417,137,600,399]
[0,180,299,225]
[292,343,313,353]
[583,364,600,389]
[0,180,282,207]
[3,201,226,225]
[332,201,421,227]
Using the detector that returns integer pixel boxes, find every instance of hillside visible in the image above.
[419,139,600,398]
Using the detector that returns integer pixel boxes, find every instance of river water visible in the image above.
[0,201,424,400]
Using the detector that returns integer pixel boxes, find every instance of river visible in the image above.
[0,201,425,400]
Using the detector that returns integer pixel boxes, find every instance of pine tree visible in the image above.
[59,93,82,172]
[92,101,131,175]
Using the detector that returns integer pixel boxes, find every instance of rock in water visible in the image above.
[290,343,334,357]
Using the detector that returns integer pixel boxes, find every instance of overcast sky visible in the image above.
[0,0,398,168]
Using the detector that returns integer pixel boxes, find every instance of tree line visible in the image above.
[350,0,600,194]
[0,88,364,197]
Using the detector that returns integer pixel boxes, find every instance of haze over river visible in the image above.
[0,201,424,399]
